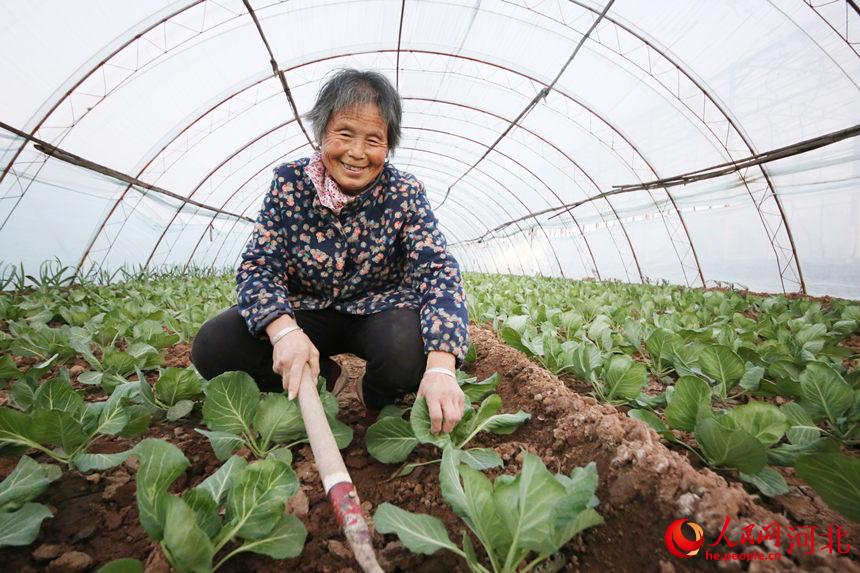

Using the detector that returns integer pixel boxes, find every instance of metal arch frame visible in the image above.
[241,0,315,147]
[399,121,599,278]
[155,140,316,268]
[1,2,804,288]
[404,92,705,286]
[400,61,647,283]
[181,144,307,271]
[403,91,702,286]
[159,89,608,281]
[147,122,543,274]
[801,0,860,58]
[402,95,641,282]
[418,190,514,275]
[173,130,563,280]
[181,136,548,277]
[393,159,530,274]
[395,148,552,276]
[75,43,660,284]
[395,0,406,89]
[178,143,516,275]
[0,5,663,284]
[395,57,703,286]
[394,167,532,276]
[80,58,624,278]
[407,170,557,278]
[516,0,805,291]
[87,117,304,272]
[143,118,297,269]
[130,62,640,282]
[0,0,220,226]
[166,112,589,280]
[439,0,615,208]
[5,14,663,285]
[75,77,304,276]
[763,0,860,90]
[180,146,509,275]
[132,41,719,284]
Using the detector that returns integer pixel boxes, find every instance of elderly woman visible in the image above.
[191,69,469,433]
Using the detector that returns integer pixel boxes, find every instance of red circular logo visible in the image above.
[664,518,704,559]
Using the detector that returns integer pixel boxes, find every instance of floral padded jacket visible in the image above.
[236,157,470,362]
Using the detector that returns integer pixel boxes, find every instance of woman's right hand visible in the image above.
[267,317,319,399]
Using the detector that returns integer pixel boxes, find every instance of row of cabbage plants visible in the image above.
[464,274,859,522]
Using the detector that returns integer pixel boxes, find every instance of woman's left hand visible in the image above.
[416,371,465,434]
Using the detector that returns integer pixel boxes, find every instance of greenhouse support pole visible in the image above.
[242,0,315,148]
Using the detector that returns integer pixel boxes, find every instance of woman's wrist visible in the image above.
[265,314,298,341]
[270,324,303,346]
[425,350,456,371]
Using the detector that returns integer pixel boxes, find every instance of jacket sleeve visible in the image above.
[236,173,294,338]
[401,181,470,364]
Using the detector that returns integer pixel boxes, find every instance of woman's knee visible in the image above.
[362,310,426,400]
[190,306,270,382]
[190,312,226,380]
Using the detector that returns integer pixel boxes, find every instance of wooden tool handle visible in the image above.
[297,367,383,573]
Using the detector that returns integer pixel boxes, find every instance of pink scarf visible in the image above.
[306,150,356,215]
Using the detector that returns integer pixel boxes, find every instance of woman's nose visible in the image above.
[347,138,366,158]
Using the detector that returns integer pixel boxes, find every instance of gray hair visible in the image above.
[305,69,402,152]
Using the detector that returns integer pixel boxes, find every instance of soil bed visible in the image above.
[1,325,858,572]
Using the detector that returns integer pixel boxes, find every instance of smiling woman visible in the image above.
[190,69,470,435]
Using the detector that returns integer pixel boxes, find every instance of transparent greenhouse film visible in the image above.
[0,149,129,285]
[770,138,860,299]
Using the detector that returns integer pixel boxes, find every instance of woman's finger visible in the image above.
[287,363,304,400]
[427,397,444,434]
[441,399,460,433]
[310,348,320,381]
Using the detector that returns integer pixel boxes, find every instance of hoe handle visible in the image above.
[297,366,383,573]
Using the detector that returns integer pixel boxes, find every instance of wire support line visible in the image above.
[450,121,860,246]
[396,0,406,89]
[0,120,253,223]
[603,122,860,194]
[436,0,616,209]
[242,0,315,148]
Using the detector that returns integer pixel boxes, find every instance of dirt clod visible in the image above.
[285,488,309,517]
[101,471,130,501]
[144,546,170,573]
[47,551,93,573]
[32,544,67,561]
[325,539,353,560]
[345,450,369,469]
[103,509,122,530]
[72,522,97,542]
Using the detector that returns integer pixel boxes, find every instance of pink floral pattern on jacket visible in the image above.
[236,158,470,362]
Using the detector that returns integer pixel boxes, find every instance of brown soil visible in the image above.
[1,326,858,572]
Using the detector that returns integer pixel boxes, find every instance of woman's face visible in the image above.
[321,102,388,194]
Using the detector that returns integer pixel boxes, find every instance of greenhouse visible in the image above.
[0,1,858,572]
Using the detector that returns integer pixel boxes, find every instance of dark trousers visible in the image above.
[190,306,426,409]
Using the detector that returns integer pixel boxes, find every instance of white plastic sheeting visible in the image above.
[1,0,858,297]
